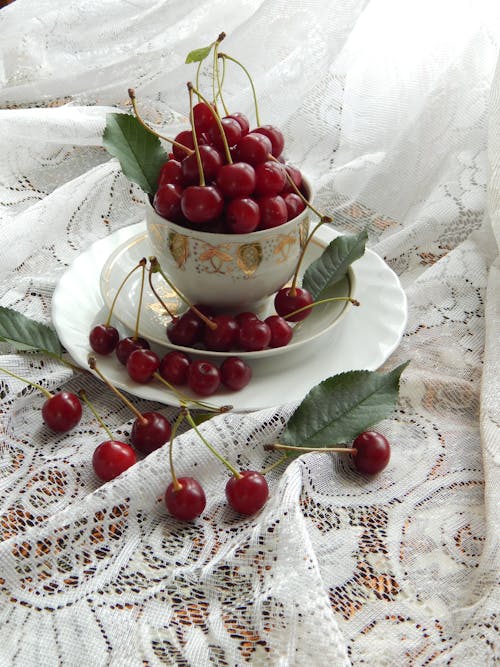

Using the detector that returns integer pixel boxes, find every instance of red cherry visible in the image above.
[235,311,259,326]
[208,116,242,148]
[238,318,271,351]
[126,348,160,383]
[167,312,203,347]
[284,192,306,220]
[264,315,293,347]
[282,164,303,192]
[254,160,287,197]
[181,185,223,224]
[172,130,198,160]
[225,197,260,234]
[116,336,150,365]
[352,431,391,474]
[158,160,183,187]
[153,183,183,222]
[274,287,313,322]
[258,195,288,229]
[193,102,217,132]
[92,440,136,482]
[188,360,221,396]
[225,470,269,515]
[203,315,239,352]
[89,324,119,355]
[220,356,252,391]
[216,162,256,199]
[251,125,285,158]
[234,132,272,165]
[165,477,206,521]
[42,391,82,432]
[181,145,223,185]
[131,411,171,455]
[159,350,192,385]
[227,112,250,135]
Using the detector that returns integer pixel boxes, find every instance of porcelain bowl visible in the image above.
[145,182,312,310]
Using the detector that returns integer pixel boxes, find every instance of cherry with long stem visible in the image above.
[211,32,226,114]
[218,52,261,126]
[128,88,193,157]
[189,83,232,164]
[147,266,178,321]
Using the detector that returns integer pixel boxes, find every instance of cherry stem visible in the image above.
[290,216,332,294]
[211,32,225,113]
[0,365,53,399]
[184,409,241,478]
[147,266,178,321]
[128,88,193,156]
[215,55,229,115]
[106,258,146,328]
[270,155,327,221]
[78,389,115,441]
[264,443,357,454]
[189,83,232,164]
[44,351,85,373]
[153,371,230,413]
[187,83,205,187]
[219,52,261,126]
[168,410,186,492]
[148,256,217,330]
[133,261,146,340]
[88,356,146,424]
[261,454,288,475]
[283,296,359,321]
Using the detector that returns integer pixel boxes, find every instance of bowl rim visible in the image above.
[145,175,313,243]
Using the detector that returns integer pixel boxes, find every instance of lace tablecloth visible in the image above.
[0,1,498,665]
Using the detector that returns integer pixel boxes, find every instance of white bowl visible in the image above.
[145,183,312,310]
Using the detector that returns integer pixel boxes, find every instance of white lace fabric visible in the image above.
[0,1,499,665]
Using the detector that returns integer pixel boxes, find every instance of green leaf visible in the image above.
[185,44,213,64]
[189,412,217,426]
[0,307,62,355]
[102,113,168,194]
[302,229,368,300]
[281,362,409,451]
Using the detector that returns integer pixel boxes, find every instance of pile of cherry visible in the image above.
[153,100,307,233]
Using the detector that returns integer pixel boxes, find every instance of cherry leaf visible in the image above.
[103,113,168,194]
[185,44,213,64]
[302,229,368,300]
[281,362,409,451]
[0,307,62,355]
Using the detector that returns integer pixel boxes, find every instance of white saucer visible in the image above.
[99,229,353,359]
[52,222,407,412]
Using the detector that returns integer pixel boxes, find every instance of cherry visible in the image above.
[225,470,269,515]
[167,312,204,347]
[258,195,288,229]
[188,360,221,396]
[153,183,183,222]
[208,116,242,148]
[225,197,260,234]
[264,315,293,348]
[284,192,306,220]
[172,130,198,160]
[89,324,119,355]
[238,318,271,351]
[193,101,217,132]
[282,164,303,193]
[181,145,222,185]
[165,477,206,521]
[159,350,192,385]
[42,391,82,432]
[116,336,150,365]
[234,132,272,165]
[235,311,259,326]
[131,411,171,455]
[227,112,250,135]
[126,348,160,383]
[352,431,391,474]
[254,160,287,197]
[158,160,183,187]
[203,315,239,352]
[251,125,285,158]
[220,356,252,391]
[274,287,313,322]
[181,185,224,224]
[92,440,136,482]
[216,162,256,199]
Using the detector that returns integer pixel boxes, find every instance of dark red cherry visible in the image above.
[192,102,217,132]
[284,192,306,220]
[274,287,313,322]
[227,112,250,135]
[165,477,206,521]
[172,130,198,160]
[158,160,183,187]
[216,162,256,199]
[234,132,272,165]
[251,125,285,158]
[42,391,82,432]
[208,116,242,148]
[116,336,150,365]
[181,185,224,224]
[188,360,221,396]
[238,318,271,351]
[131,411,171,455]
[159,350,192,385]
[352,431,391,474]
[225,197,260,234]
[126,348,160,383]
[92,440,136,482]
[225,470,269,515]
[89,324,119,355]
[254,160,287,197]
[153,184,183,222]
[181,145,223,185]
[264,315,293,347]
[220,356,252,391]
[167,313,203,347]
[282,164,303,193]
[203,315,239,352]
[258,195,288,229]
